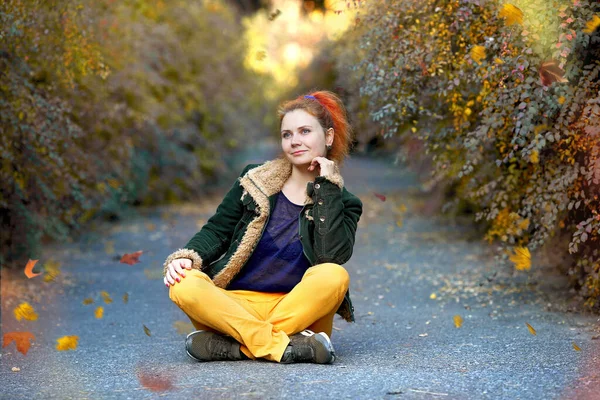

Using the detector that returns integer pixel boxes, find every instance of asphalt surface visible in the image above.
[2,142,599,399]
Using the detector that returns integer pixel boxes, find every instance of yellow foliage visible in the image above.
[470,45,486,64]
[95,306,104,319]
[453,315,463,328]
[530,150,539,164]
[583,15,600,35]
[499,4,524,26]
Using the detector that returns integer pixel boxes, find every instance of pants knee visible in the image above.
[168,269,211,304]
[313,262,350,292]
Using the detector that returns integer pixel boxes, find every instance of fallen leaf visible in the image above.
[396,219,403,228]
[143,325,152,336]
[12,367,20,372]
[573,342,581,351]
[121,250,143,265]
[136,368,173,392]
[525,322,537,336]
[24,259,42,279]
[82,298,94,305]
[173,321,194,336]
[14,302,38,321]
[56,335,79,351]
[374,192,386,202]
[539,60,569,86]
[499,3,524,26]
[267,9,282,21]
[583,15,600,34]
[510,246,531,271]
[101,291,113,304]
[123,293,129,304]
[418,333,428,337]
[530,150,539,164]
[454,315,463,328]
[430,293,437,299]
[3,332,36,355]
[95,306,104,319]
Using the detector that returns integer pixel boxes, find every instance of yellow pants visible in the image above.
[168,262,350,362]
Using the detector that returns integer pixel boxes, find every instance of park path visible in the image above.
[2,141,599,399]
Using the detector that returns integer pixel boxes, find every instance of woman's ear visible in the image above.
[326,127,335,146]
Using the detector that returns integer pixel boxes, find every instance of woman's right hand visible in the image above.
[164,258,193,287]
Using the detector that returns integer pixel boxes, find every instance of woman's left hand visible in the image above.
[308,156,335,178]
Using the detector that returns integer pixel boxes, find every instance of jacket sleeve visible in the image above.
[309,162,363,265]
[162,164,255,277]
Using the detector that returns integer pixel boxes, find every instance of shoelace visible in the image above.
[209,335,234,360]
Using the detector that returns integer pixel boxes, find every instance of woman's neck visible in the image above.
[287,163,319,189]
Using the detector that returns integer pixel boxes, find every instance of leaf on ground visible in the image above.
[24,259,42,279]
[121,250,143,265]
[509,246,531,271]
[267,9,281,21]
[136,368,173,392]
[143,325,152,336]
[454,315,463,328]
[123,293,129,304]
[101,291,113,304]
[144,269,163,280]
[173,321,194,336]
[95,306,104,319]
[43,260,61,282]
[525,322,537,336]
[374,192,386,202]
[430,293,437,299]
[573,342,581,351]
[12,367,21,372]
[14,302,38,321]
[3,332,36,355]
[499,3,523,26]
[56,335,79,351]
[82,298,94,305]
[104,241,115,255]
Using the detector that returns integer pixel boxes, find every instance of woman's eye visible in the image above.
[282,132,290,139]
[302,129,310,134]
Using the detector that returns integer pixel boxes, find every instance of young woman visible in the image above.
[163,90,363,364]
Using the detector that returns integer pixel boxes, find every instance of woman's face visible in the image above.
[280,109,333,167]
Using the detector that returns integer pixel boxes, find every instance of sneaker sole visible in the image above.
[312,332,336,364]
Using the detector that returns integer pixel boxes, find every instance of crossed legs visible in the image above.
[168,263,350,362]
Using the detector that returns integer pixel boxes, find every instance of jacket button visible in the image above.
[318,199,324,205]
[319,216,325,222]
[314,183,320,189]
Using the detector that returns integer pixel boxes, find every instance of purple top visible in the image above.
[227,191,311,292]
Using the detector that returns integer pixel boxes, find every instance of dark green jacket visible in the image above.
[163,157,363,322]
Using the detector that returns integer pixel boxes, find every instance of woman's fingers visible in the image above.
[166,267,177,285]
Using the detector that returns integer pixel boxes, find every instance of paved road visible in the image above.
[2,143,599,399]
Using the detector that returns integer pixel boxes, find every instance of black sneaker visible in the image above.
[185,330,246,362]
[280,329,336,364]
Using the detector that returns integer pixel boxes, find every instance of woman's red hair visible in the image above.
[277,90,353,164]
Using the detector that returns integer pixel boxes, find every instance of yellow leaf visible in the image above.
[499,3,524,26]
[558,96,566,105]
[525,322,537,336]
[573,342,581,351]
[101,291,113,304]
[470,45,486,64]
[95,306,104,319]
[530,150,539,164]
[123,293,129,304]
[82,298,94,305]
[494,58,504,64]
[518,218,530,230]
[583,15,600,35]
[56,335,79,351]
[396,219,403,228]
[14,302,38,321]
[509,246,531,271]
[143,325,152,336]
[454,315,463,328]
[43,260,61,282]
[430,293,437,299]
